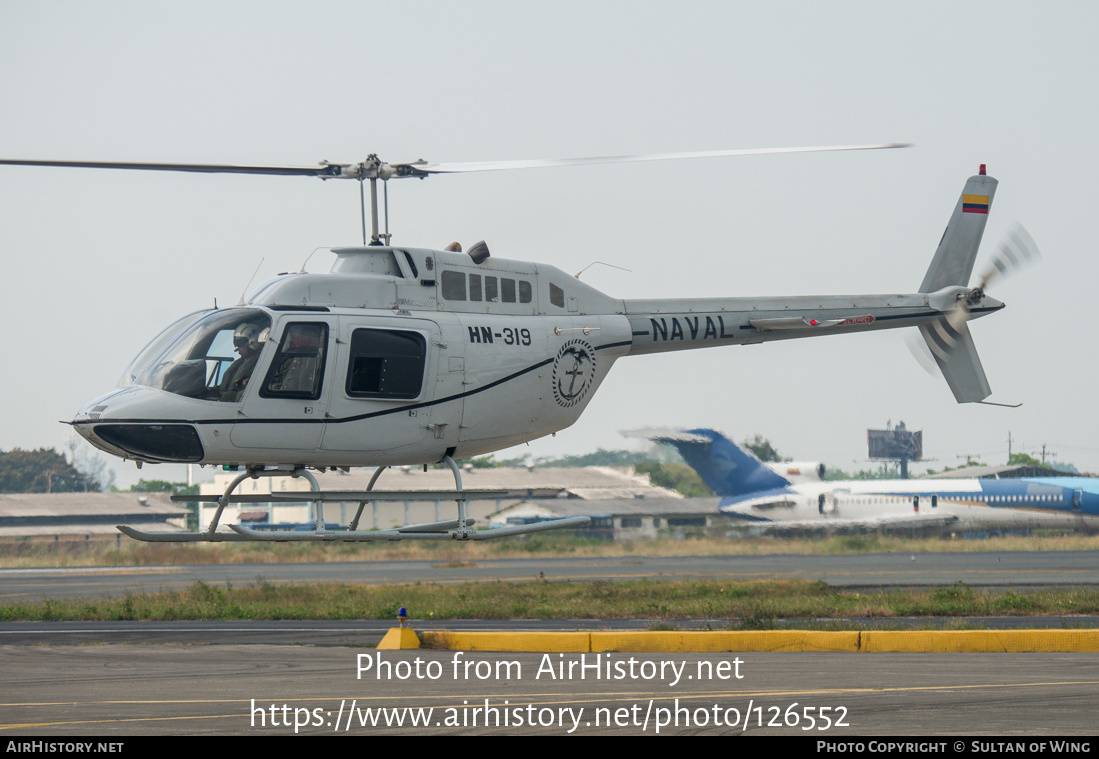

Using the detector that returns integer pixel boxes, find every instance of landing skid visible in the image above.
[118,456,591,542]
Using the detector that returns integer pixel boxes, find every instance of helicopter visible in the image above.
[0,145,1022,543]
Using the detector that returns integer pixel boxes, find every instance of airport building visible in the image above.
[0,492,187,540]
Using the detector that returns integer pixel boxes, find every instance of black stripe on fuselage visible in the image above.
[74,340,635,428]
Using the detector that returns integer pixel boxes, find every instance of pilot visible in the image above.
[218,323,264,402]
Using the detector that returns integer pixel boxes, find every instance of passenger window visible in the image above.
[550,283,565,308]
[261,322,328,400]
[346,329,426,399]
[485,276,499,302]
[519,280,532,303]
[501,278,516,303]
[441,270,466,301]
[469,273,482,302]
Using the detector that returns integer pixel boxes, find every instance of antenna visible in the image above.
[236,258,265,306]
[574,261,632,279]
[299,247,329,273]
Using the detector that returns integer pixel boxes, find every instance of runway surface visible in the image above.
[3,550,1097,736]
[3,550,1098,602]
[2,646,1097,735]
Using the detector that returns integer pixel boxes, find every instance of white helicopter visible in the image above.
[1,145,1018,543]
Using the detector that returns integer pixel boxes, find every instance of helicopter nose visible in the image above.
[86,423,205,463]
[72,388,205,463]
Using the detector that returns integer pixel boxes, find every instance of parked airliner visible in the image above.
[635,429,1098,531]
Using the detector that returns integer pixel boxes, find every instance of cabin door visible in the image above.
[230,317,332,454]
[321,316,439,456]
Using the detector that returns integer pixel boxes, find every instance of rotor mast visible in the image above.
[342,153,429,245]
[358,154,389,246]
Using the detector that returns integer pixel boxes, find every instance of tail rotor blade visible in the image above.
[977,223,1040,290]
[906,329,940,376]
[926,316,965,362]
[945,300,970,334]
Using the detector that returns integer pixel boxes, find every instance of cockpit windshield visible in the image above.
[125,309,272,402]
[118,309,211,387]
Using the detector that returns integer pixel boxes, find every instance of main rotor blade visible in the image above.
[1,143,911,182]
[0,158,345,177]
[409,143,911,174]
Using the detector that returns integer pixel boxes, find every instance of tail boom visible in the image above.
[624,291,986,356]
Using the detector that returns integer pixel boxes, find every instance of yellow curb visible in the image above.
[591,631,859,652]
[377,627,421,650]
[421,631,590,652]
[861,630,1099,653]
[416,629,1099,653]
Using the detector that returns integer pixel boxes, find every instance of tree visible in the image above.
[824,463,903,481]
[1007,452,1043,468]
[119,479,200,496]
[741,434,784,462]
[923,460,987,476]
[65,434,116,491]
[462,455,533,468]
[0,448,101,493]
[1007,451,1079,473]
[533,448,654,467]
[634,462,713,497]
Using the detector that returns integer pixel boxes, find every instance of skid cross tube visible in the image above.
[347,464,388,532]
[206,467,319,534]
[117,466,318,542]
[345,456,470,535]
[122,456,591,542]
[229,515,591,541]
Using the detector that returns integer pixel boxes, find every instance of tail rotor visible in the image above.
[917,210,1039,405]
[944,223,1040,335]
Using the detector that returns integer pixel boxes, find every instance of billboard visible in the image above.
[867,427,923,461]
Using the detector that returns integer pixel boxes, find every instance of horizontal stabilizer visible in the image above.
[919,320,992,403]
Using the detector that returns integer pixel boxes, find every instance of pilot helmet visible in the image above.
[233,323,265,352]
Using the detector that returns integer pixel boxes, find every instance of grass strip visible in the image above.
[3,532,1099,569]
[3,579,1099,626]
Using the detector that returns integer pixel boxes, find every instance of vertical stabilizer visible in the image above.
[917,168,999,403]
[630,428,790,497]
[919,169,998,292]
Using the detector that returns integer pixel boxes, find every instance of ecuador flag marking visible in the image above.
[962,194,990,214]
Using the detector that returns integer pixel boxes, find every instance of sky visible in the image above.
[2,1,1097,488]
